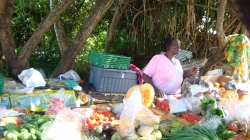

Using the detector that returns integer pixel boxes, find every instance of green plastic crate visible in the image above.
[89,51,131,69]
[0,74,4,93]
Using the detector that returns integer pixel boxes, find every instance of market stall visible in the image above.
[1,42,250,140]
[0,76,250,140]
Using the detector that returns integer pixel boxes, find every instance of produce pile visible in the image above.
[2,114,55,140]
[0,80,250,140]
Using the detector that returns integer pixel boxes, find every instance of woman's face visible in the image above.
[167,39,181,55]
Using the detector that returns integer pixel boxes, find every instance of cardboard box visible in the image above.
[200,75,233,83]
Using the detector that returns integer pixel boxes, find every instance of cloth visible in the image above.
[143,54,183,95]
[65,80,79,88]
[224,34,250,81]
[129,64,144,84]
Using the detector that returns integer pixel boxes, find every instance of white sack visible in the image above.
[58,70,81,81]
[18,68,46,87]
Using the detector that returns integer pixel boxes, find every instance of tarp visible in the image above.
[1,89,77,112]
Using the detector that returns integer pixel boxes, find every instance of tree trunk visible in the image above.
[18,0,74,71]
[51,0,113,78]
[0,0,20,80]
[50,0,68,56]
[50,0,78,71]
[200,0,227,76]
[104,3,126,53]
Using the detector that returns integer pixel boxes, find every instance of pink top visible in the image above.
[144,54,183,95]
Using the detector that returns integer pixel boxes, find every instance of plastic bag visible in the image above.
[45,88,66,115]
[0,105,7,118]
[136,105,160,126]
[58,70,81,81]
[18,68,46,87]
[200,113,222,133]
[118,88,143,137]
[41,108,84,140]
[137,125,154,137]
[111,103,125,118]
[184,93,204,114]
[189,84,208,96]
[166,95,187,114]
[72,108,94,119]
[200,97,217,116]
[205,69,223,76]
[4,80,34,94]
[223,99,250,124]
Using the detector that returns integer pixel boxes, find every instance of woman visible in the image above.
[143,36,199,98]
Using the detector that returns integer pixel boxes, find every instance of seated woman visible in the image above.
[142,36,199,98]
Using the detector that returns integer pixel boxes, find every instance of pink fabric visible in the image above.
[130,64,144,84]
[143,54,183,95]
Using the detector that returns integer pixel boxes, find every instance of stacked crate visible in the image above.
[89,51,137,93]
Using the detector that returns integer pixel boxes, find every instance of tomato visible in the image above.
[181,112,201,123]
[85,118,95,129]
[102,111,110,117]
[99,114,104,120]
[104,117,109,122]
[98,119,103,124]
[156,100,170,112]
[220,82,225,88]
[90,115,95,120]
[109,117,115,122]
[228,122,238,132]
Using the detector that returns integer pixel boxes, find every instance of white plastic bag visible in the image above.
[205,69,223,76]
[166,95,187,113]
[119,88,143,137]
[200,113,222,133]
[184,93,204,114]
[0,105,7,118]
[41,108,84,140]
[189,84,208,96]
[4,80,34,94]
[58,70,81,81]
[18,68,46,87]
[45,88,66,115]
[136,106,160,126]
[112,103,125,118]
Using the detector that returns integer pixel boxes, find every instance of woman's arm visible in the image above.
[143,73,165,97]
[183,67,199,79]
[183,70,192,79]
[142,73,158,92]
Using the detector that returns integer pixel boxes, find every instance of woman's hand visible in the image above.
[189,67,199,75]
[155,91,166,98]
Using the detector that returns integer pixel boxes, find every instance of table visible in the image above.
[0,92,11,108]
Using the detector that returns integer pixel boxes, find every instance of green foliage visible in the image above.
[11,0,96,77]
[12,0,50,49]
[12,0,60,77]
[76,12,109,81]
[29,37,61,77]
[8,0,238,80]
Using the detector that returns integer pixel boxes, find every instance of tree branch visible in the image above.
[18,0,75,69]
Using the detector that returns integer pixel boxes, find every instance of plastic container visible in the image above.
[89,65,137,93]
[89,51,131,69]
[0,74,4,93]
